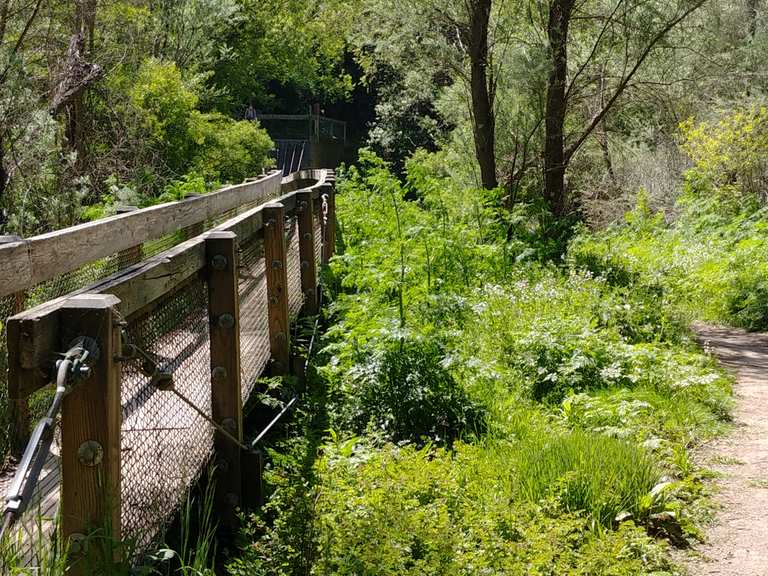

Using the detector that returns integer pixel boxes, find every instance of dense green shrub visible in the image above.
[191,113,274,183]
[131,59,273,192]
[306,442,674,576]
[341,338,485,444]
[726,263,768,331]
[568,190,768,331]
[131,59,200,175]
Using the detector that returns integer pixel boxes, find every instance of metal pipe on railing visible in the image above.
[0,343,93,541]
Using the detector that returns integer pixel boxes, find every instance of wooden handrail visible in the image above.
[3,168,336,553]
[0,171,283,298]
[6,171,333,400]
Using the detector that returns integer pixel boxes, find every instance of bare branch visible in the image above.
[565,0,707,162]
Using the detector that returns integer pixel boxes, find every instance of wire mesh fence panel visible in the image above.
[314,205,323,269]
[0,430,60,567]
[238,236,270,401]
[120,278,213,555]
[0,294,17,460]
[286,217,303,319]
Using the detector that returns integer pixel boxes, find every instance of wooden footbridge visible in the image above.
[0,169,336,571]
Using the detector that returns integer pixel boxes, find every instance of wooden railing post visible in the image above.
[296,191,318,315]
[59,294,122,573]
[263,203,290,375]
[321,183,336,265]
[115,207,143,269]
[1,234,31,457]
[205,231,243,531]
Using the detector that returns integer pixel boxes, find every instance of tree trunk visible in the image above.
[65,0,97,176]
[748,0,759,37]
[543,0,574,216]
[0,134,7,209]
[468,0,497,190]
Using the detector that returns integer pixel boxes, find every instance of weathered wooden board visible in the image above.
[263,204,291,374]
[4,170,332,399]
[0,171,282,298]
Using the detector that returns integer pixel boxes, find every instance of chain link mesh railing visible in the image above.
[120,278,213,554]
[0,192,278,463]
[0,172,331,567]
[286,217,304,319]
[238,235,270,401]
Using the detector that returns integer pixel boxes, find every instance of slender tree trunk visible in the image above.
[748,0,759,37]
[0,134,7,209]
[66,0,97,176]
[596,70,617,190]
[467,0,497,190]
[544,0,574,216]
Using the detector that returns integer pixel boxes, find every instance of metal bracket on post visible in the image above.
[59,294,122,574]
[205,231,243,532]
[263,203,290,375]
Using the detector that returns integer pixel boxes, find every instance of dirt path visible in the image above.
[685,323,768,575]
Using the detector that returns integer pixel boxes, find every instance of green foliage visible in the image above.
[513,430,658,527]
[308,442,675,576]
[726,262,768,331]
[680,105,768,203]
[191,113,274,183]
[131,60,200,175]
[569,189,768,331]
[342,337,485,444]
[158,173,209,203]
[212,0,353,113]
[232,150,731,575]
[131,60,274,188]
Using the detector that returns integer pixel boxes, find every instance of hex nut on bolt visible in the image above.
[212,366,227,381]
[218,314,235,329]
[222,418,237,433]
[78,441,104,467]
[69,533,86,554]
[211,254,228,271]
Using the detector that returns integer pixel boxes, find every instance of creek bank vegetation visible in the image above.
[227,150,740,576]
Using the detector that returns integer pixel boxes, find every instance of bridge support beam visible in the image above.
[206,231,243,532]
[263,203,290,375]
[296,191,318,316]
[59,294,122,574]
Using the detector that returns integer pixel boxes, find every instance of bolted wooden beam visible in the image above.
[262,203,290,375]
[205,231,243,532]
[296,191,318,315]
[59,294,122,574]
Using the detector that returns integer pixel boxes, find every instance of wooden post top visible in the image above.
[60,294,121,309]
